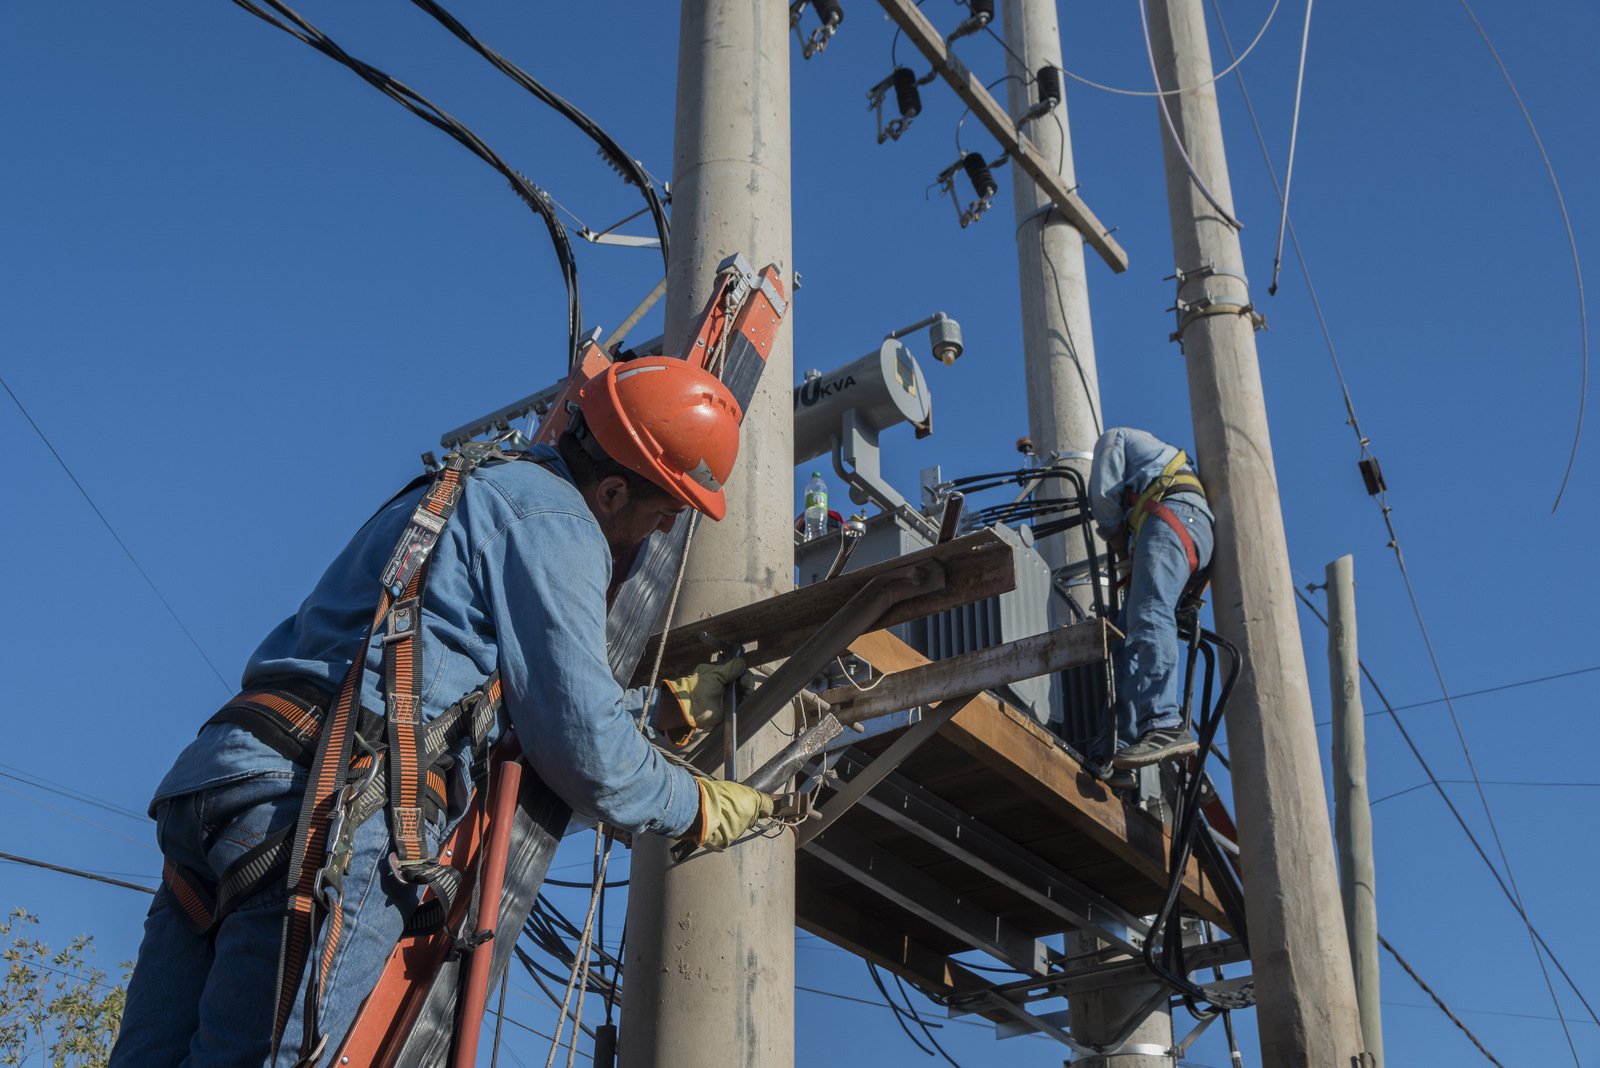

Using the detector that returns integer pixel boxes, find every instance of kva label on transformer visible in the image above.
[795,374,858,409]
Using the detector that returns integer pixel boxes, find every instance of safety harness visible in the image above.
[160,440,526,1065]
[1124,449,1210,592]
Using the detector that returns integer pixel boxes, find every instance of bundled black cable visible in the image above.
[404,0,670,270]
[227,0,583,370]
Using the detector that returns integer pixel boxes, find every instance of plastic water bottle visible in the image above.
[804,472,829,541]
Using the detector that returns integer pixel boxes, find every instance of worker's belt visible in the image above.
[1125,450,1206,546]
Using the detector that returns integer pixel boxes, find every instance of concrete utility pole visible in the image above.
[1327,555,1384,1067]
[1142,0,1367,1063]
[1001,4,1166,1062]
[1000,0,1104,592]
[617,3,794,1066]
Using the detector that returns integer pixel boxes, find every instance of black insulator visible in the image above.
[813,0,845,27]
[892,67,922,119]
[962,152,997,200]
[968,0,994,23]
[1035,64,1062,106]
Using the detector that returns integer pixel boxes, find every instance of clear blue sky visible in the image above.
[2,0,1597,1065]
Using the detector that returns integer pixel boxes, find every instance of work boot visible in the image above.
[1112,726,1199,769]
[1103,767,1137,791]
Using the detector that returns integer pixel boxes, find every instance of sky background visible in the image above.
[2,0,1598,1065]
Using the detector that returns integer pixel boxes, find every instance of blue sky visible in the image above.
[2,0,1597,1065]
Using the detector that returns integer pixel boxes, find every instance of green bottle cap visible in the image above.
[811,472,821,478]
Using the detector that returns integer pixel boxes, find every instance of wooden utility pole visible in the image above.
[1327,555,1384,1067]
[617,2,795,1065]
[1142,0,1367,1062]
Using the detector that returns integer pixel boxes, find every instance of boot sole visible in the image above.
[1112,737,1200,769]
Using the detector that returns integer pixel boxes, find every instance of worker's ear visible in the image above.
[590,474,633,519]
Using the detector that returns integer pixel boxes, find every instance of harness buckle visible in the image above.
[312,734,382,909]
[382,598,422,645]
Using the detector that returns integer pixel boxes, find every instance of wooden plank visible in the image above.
[819,619,1117,725]
[633,527,1016,684]
[874,0,1129,274]
[847,630,1230,929]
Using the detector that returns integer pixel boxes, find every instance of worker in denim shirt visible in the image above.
[1089,428,1215,784]
[112,359,767,1067]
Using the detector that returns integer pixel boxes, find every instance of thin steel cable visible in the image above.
[1453,0,1586,512]
[0,764,150,824]
[1292,587,1600,1032]
[543,832,608,1068]
[1140,0,1242,230]
[0,851,155,894]
[0,374,232,695]
[490,971,510,1068]
[1370,780,1600,807]
[1210,14,1584,1051]
[983,0,1280,99]
[0,784,160,854]
[1379,934,1507,1067]
[1268,0,1314,295]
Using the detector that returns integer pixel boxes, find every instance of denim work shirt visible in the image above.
[151,446,700,838]
[1088,427,1215,551]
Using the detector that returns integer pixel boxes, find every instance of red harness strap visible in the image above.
[1140,497,1200,574]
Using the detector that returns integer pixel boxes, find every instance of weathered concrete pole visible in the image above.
[1000,0,1104,592]
[1327,555,1384,1068]
[617,2,794,1065]
[1142,0,1366,1063]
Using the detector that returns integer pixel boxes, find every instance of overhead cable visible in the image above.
[0,375,232,695]
[1453,0,1587,512]
[0,762,151,824]
[1292,587,1599,1036]
[1207,1,1585,1046]
[1378,934,1507,1068]
[403,0,670,269]
[1138,0,1242,230]
[0,783,160,854]
[227,0,583,371]
[1267,0,1314,295]
[983,0,1281,100]
[0,850,155,894]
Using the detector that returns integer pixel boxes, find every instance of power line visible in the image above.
[1207,2,1584,1054]
[1292,587,1600,1034]
[1453,0,1586,512]
[0,783,160,854]
[227,0,583,372]
[0,850,155,894]
[0,374,233,695]
[1372,779,1600,807]
[1379,934,1506,1068]
[0,762,151,824]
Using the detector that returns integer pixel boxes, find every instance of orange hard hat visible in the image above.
[577,357,743,521]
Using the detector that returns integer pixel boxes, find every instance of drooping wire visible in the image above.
[890,969,965,1068]
[1292,587,1600,1035]
[0,784,160,854]
[865,962,936,1058]
[1267,0,1315,295]
[403,0,669,270]
[1379,934,1507,1067]
[0,850,156,895]
[1138,0,1242,230]
[983,0,1281,100]
[1453,0,1586,512]
[0,374,233,696]
[0,763,151,824]
[226,0,583,371]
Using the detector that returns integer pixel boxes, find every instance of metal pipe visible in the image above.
[936,491,964,542]
[825,518,866,580]
[744,714,845,793]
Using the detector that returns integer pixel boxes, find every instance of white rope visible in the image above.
[639,512,701,728]
[543,831,609,1068]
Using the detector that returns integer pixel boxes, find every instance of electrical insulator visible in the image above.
[813,0,844,28]
[893,67,922,120]
[963,152,998,201]
[794,0,844,58]
[969,0,994,24]
[1035,65,1061,108]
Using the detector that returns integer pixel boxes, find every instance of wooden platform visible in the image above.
[794,629,1236,1002]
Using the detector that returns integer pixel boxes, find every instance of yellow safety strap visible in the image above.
[1127,451,1206,541]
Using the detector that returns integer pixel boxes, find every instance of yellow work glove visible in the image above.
[658,657,745,747]
[687,777,775,851]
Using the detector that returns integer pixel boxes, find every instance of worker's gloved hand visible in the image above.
[658,658,745,747]
[686,777,775,851]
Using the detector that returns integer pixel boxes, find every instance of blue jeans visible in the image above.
[1115,499,1214,747]
[110,773,441,1067]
